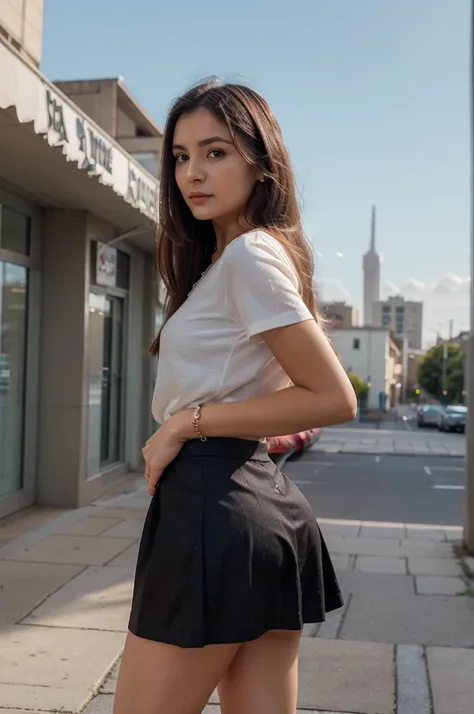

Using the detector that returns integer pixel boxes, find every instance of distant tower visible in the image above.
[363,206,380,325]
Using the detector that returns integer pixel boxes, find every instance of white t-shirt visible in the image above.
[152,229,314,424]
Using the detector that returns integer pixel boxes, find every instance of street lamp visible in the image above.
[465,0,474,552]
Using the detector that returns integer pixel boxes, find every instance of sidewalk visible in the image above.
[0,479,473,713]
[311,426,466,457]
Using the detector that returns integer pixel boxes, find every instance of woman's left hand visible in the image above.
[142,413,190,496]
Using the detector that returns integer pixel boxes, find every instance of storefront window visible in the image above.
[0,262,28,497]
[0,206,31,255]
[87,292,125,476]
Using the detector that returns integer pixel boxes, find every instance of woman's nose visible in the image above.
[185,158,205,183]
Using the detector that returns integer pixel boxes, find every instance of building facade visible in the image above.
[0,28,163,518]
[373,295,423,350]
[0,0,43,67]
[331,327,402,411]
[54,78,162,179]
[321,301,358,328]
[362,206,380,326]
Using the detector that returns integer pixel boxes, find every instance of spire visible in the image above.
[370,205,376,253]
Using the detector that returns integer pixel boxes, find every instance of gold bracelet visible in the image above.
[191,405,207,442]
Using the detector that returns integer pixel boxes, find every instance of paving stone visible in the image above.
[0,560,83,623]
[0,625,124,711]
[396,644,431,714]
[427,647,474,714]
[105,541,140,568]
[83,693,114,713]
[354,556,407,574]
[22,566,134,631]
[408,557,463,576]
[340,590,474,647]
[298,638,394,714]
[99,519,144,538]
[444,527,463,542]
[4,534,136,566]
[359,525,405,539]
[316,598,350,639]
[415,575,467,595]
[52,516,123,536]
[99,506,148,520]
[464,556,474,575]
[405,526,446,542]
[336,569,415,597]
[399,541,454,558]
[319,524,361,538]
[100,657,121,694]
[326,536,403,557]
[329,555,351,571]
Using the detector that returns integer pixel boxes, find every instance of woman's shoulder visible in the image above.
[223,229,291,267]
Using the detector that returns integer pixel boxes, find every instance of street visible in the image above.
[285,451,465,525]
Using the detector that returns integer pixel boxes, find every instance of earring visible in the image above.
[259,176,265,183]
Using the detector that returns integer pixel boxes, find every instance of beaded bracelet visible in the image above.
[191,405,207,442]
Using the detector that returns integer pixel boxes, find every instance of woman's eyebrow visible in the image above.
[172,136,233,151]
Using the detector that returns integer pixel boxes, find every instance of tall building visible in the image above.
[322,301,358,328]
[363,206,380,325]
[373,296,423,350]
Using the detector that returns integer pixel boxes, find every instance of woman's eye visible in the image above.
[174,153,188,163]
[208,149,225,159]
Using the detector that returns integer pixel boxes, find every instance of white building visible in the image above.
[331,327,402,411]
[373,295,423,350]
[362,206,380,326]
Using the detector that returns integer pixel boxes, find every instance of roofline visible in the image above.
[117,78,163,137]
[51,76,163,137]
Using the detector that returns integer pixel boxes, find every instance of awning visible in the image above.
[0,39,160,236]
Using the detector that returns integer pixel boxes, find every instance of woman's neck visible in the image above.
[212,215,254,259]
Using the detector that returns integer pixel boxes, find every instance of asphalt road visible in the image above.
[283,451,465,526]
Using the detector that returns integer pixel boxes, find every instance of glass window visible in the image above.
[353,338,360,349]
[0,262,28,497]
[396,306,405,314]
[382,305,391,313]
[0,206,31,255]
[131,152,159,178]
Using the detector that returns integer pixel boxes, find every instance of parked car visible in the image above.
[438,405,467,433]
[417,405,444,428]
[268,428,321,464]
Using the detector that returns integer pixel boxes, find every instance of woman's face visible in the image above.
[172,107,262,224]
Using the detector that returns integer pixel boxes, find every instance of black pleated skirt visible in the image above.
[128,438,343,648]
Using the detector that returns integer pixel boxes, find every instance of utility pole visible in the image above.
[464,0,474,553]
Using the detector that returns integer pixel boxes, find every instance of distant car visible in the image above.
[417,405,444,428]
[438,405,467,433]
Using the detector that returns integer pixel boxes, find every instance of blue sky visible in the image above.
[41,0,471,345]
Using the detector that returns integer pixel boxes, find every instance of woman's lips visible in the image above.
[189,194,212,205]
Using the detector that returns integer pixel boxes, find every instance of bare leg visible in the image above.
[113,631,240,714]
[218,629,301,714]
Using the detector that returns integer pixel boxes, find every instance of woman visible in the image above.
[114,79,357,714]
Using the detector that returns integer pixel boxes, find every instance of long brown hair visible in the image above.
[150,78,319,355]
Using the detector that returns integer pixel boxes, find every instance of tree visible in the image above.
[347,371,369,402]
[418,343,465,404]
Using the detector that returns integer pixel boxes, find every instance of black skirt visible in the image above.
[128,438,343,649]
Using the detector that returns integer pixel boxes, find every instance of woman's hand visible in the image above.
[142,412,192,496]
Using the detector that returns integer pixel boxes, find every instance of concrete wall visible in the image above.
[37,209,158,508]
[332,328,390,410]
[0,0,43,65]
[54,80,118,137]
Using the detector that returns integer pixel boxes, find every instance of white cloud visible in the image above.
[336,252,344,258]
[317,277,351,302]
[382,280,400,297]
[384,273,470,298]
